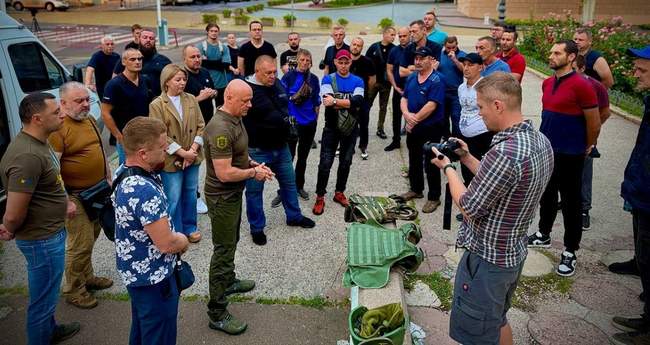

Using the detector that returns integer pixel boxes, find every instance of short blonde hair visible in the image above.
[475,72,522,111]
[160,64,186,94]
[122,116,167,155]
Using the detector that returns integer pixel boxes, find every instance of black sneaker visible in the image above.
[376,129,387,139]
[557,251,577,277]
[297,189,309,201]
[287,216,315,228]
[455,213,463,222]
[270,194,282,208]
[384,142,400,152]
[527,231,551,248]
[612,316,649,333]
[251,232,267,246]
[582,212,591,230]
[51,322,80,344]
[608,258,640,276]
[611,331,650,345]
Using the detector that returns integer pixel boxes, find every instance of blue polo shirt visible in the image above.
[427,29,448,46]
[481,59,511,77]
[402,71,446,126]
[540,71,598,155]
[439,49,466,92]
[387,45,407,89]
[102,74,152,131]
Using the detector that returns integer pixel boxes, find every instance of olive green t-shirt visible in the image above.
[203,109,250,199]
[0,132,67,240]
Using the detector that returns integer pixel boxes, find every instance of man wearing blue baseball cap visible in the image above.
[611,44,650,345]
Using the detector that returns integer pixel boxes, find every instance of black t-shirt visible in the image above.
[365,41,395,84]
[87,50,120,98]
[184,67,216,123]
[102,74,153,132]
[228,45,239,69]
[239,40,277,76]
[323,43,350,73]
[350,55,376,99]
[124,41,139,50]
[280,49,298,71]
[113,52,172,96]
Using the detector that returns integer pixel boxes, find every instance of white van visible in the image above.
[0,11,102,214]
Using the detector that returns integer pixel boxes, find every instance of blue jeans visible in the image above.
[116,143,127,165]
[246,145,303,233]
[15,229,66,345]
[160,164,199,236]
[127,276,179,345]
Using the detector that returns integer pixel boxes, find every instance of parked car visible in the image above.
[10,0,69,12]
[0,12,103,215]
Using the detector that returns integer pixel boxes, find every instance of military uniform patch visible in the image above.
[215,135,229,149]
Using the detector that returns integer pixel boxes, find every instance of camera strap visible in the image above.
[443,183,452,230]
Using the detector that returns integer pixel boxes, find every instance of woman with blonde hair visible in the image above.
[149,64,205,243]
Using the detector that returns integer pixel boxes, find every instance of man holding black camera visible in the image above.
[399,46,447,214]
[430,72,553,345]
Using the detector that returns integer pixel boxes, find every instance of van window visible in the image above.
[9,42,66,93]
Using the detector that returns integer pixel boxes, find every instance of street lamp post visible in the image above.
[497,0,506,23]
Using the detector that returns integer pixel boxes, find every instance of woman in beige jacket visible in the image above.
[150,64,205,243]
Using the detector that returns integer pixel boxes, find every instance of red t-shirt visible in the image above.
[497,49,526,83]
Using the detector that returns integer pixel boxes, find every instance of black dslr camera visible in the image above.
[423,138,461,162]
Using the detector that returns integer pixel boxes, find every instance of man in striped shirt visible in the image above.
[430,73,553,345]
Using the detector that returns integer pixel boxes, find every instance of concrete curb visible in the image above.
[525,66,642,125]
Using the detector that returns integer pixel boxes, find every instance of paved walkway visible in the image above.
[0,29,643,345]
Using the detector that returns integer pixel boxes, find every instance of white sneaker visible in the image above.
[557,251,577,277]
[197,198,208,214]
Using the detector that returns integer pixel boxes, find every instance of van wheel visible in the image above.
[45,2,55,10]
[13,1,24,10]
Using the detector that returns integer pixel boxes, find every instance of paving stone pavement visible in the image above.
[0,33,645,344]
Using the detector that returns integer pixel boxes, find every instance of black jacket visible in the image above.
[243,76,291,149]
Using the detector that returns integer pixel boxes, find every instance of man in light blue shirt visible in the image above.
[198,23,231,106]
[475,36,510,77]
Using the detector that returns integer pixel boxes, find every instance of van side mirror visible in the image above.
[71,64,85,83]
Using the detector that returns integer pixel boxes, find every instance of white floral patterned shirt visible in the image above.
[113,174,176,287]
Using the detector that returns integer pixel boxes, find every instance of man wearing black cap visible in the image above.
[399,46,447,214]
[457,53,492,187]
[610,45,650,345]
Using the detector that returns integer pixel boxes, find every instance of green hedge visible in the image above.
[378,17,394,30]
[324,0,386,8]
[202,13,218,24]
[267,0,310,6]
[519,12,649,116]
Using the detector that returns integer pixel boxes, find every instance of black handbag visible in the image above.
[174,255,195,291]
[78,179,112,221]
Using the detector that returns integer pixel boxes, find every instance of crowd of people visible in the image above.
[0,9,648,345]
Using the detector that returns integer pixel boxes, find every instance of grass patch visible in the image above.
[97,292,130,301]
[0,285,28,296]
[228,295,254,303]
[255,295,345,310]
[404,272,453,311]
[511,273,574,312]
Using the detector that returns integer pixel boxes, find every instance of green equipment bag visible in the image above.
[343,220,424,289]
[344,194,418,224]
[349,303,407,345]
[330,73,358,136]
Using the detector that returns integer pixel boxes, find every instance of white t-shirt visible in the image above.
[169,95,184,121]
[458,78,488,137]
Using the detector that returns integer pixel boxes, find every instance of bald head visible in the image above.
[397,26,410,46]
[223,79,253,117]
[183,45,202,71]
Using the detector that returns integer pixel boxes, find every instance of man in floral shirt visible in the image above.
[113,116,189,345]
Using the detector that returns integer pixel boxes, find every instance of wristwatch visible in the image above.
[443,164,456,173]
[332,99,337,106]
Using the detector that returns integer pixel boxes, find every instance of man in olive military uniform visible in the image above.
[203,79,274,335]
